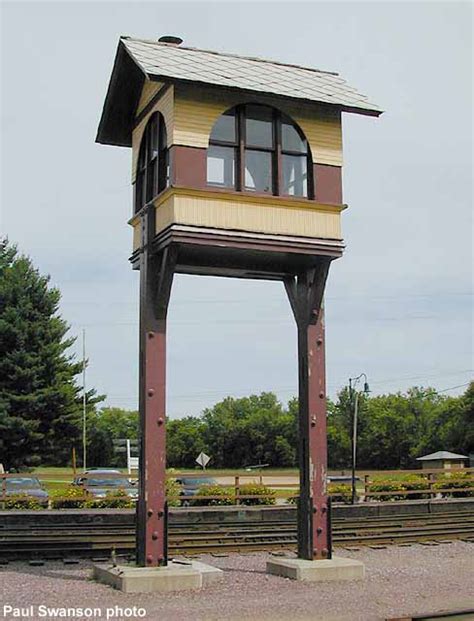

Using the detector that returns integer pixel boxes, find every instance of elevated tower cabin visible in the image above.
[97,35,381,568]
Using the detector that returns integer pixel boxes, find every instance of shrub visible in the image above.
[166,478,182,507]
[238,483,276,506]
[328,483,352,504]
[84,489,135,509]
[4,494,44,510]
[50,485,87,509]
[192,484,234,506]
[367,480,405,501]
[433,473,474,498]
[400,475,430,500]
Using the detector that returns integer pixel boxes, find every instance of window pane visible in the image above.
[207,145,235,187]
[149,119,159,160]
[210,111,236,143]
[245,105,273,148]
[245,150,273,193]
[282,154,307,197]
[135,171,144,212]
[146,160,157,202]
[281,119,307,153]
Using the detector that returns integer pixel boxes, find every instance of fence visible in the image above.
[1,468,473,508]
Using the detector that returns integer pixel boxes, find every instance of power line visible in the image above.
[102,372,472,403]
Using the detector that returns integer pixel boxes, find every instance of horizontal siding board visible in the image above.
[153,192,341,240]
[136,81,162,116]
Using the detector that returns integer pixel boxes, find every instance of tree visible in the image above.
[0,239,101,469]
[86,407,139,468]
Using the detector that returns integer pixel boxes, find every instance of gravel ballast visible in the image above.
[0,542,473,621]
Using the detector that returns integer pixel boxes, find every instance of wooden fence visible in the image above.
[1,468,473,506]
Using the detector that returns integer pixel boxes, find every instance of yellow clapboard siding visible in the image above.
[136,81,163,116]
[131,85,174,183]
[132,217,141,252]
[153,190,342,240]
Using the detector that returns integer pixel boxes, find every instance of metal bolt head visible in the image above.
[312,506,317,514]
[148,389,155,397]
[152,531,159,540]
[146,555,153,564]
[319,391,325,399]
[148,331,155,339]
[147,509,153,517]
[157,417,164,426]
[316,527,323,534]
[322,548,329,558]
[316,337,323,346]
[157,510,164,518]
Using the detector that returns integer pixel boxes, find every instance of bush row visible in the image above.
[190,483,276,506]
[368,473,474,501]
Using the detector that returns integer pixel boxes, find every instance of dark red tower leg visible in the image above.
[285,261,332,560]
[136,204,176,567]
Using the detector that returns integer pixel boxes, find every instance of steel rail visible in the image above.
[0,511,473,561]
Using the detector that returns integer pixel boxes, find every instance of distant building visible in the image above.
[416,451,468,470]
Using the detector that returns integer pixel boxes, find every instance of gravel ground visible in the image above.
[0,542,473,621]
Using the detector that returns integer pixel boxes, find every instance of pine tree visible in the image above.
[0,238,98,469]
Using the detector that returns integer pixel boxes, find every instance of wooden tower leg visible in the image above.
[136,204,177,567]
[285,261,332,560]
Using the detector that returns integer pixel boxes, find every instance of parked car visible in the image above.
[2,476,49,507]
[72,469,138,501]
[175,476,217,505]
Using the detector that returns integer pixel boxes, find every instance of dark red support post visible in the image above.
[136,204,176,567]
[285,261,332,560]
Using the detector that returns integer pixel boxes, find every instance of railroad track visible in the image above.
[0,509,473,560]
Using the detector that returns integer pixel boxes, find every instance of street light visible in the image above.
[348,373,370,504]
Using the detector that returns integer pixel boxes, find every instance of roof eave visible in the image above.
[147,74,383,117]
[96,40,147,147]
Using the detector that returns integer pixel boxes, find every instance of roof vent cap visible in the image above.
[158,35,183,46]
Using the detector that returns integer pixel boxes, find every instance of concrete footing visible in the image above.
[93,560,223,593]
[266,556,365,582]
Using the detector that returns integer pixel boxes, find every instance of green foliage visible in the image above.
[167,416,208,469]
[433,472,474,498]
[327,483,352,504]
[238,483,276,506]
[0,239,103,470]
[192,484,234,506]
[367,480,406,501]
[86,407,138,468]
[164,383,473,471]
[400,475,431,500]
[50,485,86,509]
[4,493,44,510]
[166,477,182,507]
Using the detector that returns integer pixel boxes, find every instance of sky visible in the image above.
[1,1,472,417]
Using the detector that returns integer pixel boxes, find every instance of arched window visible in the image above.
[135,112,168,213]
[207,104,312,198]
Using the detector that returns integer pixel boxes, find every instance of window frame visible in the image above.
[207,104,313,199]
[134,112,168,213]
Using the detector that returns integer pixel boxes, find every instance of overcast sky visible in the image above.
[1,1,472,417]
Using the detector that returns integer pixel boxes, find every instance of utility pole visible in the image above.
[348,373,369,504]
[82,328,87,472]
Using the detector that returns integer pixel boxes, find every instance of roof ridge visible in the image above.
[120,36,340,77]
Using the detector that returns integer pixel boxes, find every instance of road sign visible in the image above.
[128,456,139,471]
[195,452,210,469]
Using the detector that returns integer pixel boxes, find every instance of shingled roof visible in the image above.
[416,451,468,461]
[97,36,382,146]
